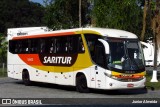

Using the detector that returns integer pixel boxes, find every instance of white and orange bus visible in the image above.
[7,27,146,92]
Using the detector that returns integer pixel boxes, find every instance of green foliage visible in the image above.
[150,1,156,10]
[0,68,7,77]
[93,0,143,37]
[0,35,7,63]
[138,0,158,40]
[0,0,45,63]
[44,0,89,30]
[0,0,45,34]
[0,0,157,41]
[146,74,160,90]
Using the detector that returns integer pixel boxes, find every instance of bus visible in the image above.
[141,41,160,66]
[7,27,146,93]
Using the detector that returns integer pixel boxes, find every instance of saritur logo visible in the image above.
[39,54,78,66]
[43,56,72,64]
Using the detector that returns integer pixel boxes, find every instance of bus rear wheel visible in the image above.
[76,74,89,93]
[22,70,31,86]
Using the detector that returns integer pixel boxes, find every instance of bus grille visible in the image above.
[117,78,144,82]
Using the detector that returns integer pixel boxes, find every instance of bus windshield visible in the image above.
[107,39,145,72]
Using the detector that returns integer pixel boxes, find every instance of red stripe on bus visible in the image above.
[13,32,75,40]
[18,54,43,66]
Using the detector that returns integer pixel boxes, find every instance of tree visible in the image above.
[44,0,89,30]
[150,0,160,82]
[0,0,45,64]
[141,0,147,41]
[0,34,7,63]
[93,0,143,38]
[140,0,157,41]
[0,0,45,35]
[79,0,82,27]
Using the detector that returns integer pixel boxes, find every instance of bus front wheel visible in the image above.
[22,70,31,86]
[76,74,89,93]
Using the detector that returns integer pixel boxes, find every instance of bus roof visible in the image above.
[81,27,138,39]
[8,27,138,40]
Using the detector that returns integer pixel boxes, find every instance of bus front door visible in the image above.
[90,66,106,89]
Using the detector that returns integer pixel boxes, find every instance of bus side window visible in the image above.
[9,40,16,54]
[21,40,29,53]
[16,43,19,53]
[16,41,20,53]
[45,38,52,53]
[61,37,68,53]
[56,38,61,53]
[68,36,74,53]
[68,35,78,53]
[40,39,45,53]
[68,35,85,53]
[49,38,55,53]
[87,41,95,58]
[94,41,106,68]
[78,36,85,53]
[84,34,102,62]
[72,36,77,53]
[30,39,39,53]
[53,38,57,53]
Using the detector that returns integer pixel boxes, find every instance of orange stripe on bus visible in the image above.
[114,75,143,79]
[18,54,43,66]
[13,32,75,40]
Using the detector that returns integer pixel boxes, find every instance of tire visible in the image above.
[76,75,89,93]
[22,70,31,86]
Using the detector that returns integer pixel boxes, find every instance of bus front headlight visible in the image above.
[104,72,119,80]
[104,72,111,77]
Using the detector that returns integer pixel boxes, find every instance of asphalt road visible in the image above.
[0,67,160,106]
[0,77,160,106]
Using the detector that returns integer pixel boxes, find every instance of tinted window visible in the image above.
[9,34,84,54]
[84,34,102,60]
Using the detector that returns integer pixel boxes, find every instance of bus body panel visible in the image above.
[7,27,146,90]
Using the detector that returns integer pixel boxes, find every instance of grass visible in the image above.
[145,74,160,90]
[0,68,7,77]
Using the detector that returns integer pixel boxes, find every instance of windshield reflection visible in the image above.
[107,39,145,71]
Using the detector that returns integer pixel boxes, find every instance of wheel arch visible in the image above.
[22,68,28,73]
[75,72,89,87]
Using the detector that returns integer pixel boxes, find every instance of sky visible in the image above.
[30,0,44,5]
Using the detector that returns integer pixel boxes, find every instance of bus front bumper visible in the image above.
[105,77,146,90]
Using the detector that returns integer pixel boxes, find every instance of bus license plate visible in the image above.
[127,84,134,87]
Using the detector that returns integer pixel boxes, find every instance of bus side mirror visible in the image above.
[98,39,110,54]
